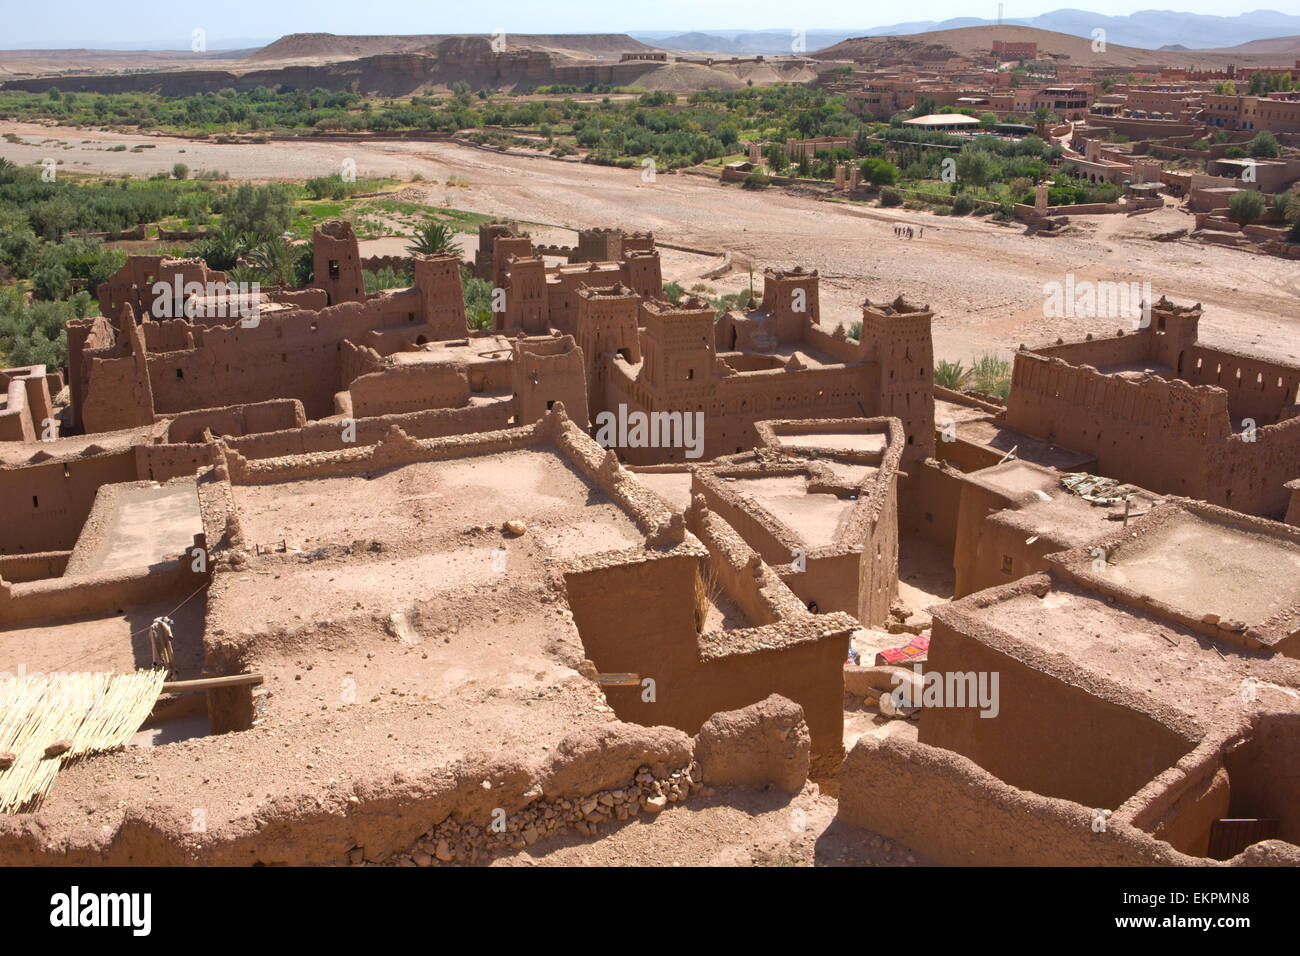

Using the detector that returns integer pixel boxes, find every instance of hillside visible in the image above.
[1200,34,1300,57]
[815,24,1300,69]
[248,32,657,65]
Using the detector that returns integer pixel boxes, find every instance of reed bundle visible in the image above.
[0,669,166,813]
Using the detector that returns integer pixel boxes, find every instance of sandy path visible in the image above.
[4,119,1298,364]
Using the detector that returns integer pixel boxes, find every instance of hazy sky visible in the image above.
[1,1,1274,49]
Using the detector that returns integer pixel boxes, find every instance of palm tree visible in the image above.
[408,218,463,257]
[245,237,298,288]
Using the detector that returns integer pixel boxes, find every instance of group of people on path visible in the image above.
[893,224,922,239]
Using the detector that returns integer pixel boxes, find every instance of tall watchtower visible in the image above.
[313,221,364,306]
[859,296,935,466]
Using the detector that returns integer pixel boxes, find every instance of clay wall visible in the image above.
[222,401,514,462]
[544,263,630,335]
[838,735,1207,865]
[562,549,850,770]
[135,441,217,483]
[142,319,197,353]
[1181,344,1300,424]
[1206,418,1300,518]
[348,363,471,417]
[760,269,820,343]
[0,376,36,442]
[413,255,468,339]
[165,399,306,443]
[314,222,365,306]
[0,551,70,583]
[511,336,589,429]
[1004,351,1223,499]
[1219,712,1300,847]
[1030,329,1154,368]
[138,301,439,421]
[0,450,138,554]
[920,613,1196,810]
[65,315,115,429]
[0,548,206,627]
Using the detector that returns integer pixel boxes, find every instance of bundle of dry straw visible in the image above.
[0,669,166,813]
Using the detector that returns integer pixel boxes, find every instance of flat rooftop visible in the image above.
[954,579,1259,726]
[393,334,514,365]
[728,474,857,550]
[71,479,203,574]
[1104,510,1300,626]
[29,443,654,834]
[771,429,888,454]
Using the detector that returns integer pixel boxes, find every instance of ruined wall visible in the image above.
[562,549,850,770]
[511,336,589,429]
[82,312,155,434]
[222,402,514,461]
[165,399,306,443]
[348,364,471,417]
[144,303,402,421]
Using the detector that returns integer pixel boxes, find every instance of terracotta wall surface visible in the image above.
[920,616,1196,810]
[0,450,138,554]
[838,735,1214,865]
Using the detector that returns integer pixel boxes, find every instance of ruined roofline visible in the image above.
[640,295,714,317]
[862,295,932,317]
[763,266,819,279]
[315,220,357,239]
[576,282,639,299]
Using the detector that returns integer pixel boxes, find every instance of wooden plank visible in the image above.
[597,673,641,687]
[161,674,264,694]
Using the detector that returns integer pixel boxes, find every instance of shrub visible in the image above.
[1248,131,1280,159]
[1228,189,1266,223]
[879,187,903,207]
[741,171,771,189]
[971,353,1013,401]
[951,193,978,216]
[172,162,189,180]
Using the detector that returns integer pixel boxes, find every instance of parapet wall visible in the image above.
[1004,351,1227,499]
[0,547,207,627]
[839,735,1210,865]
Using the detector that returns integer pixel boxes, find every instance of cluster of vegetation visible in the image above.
[934,354,1015,401]
[1230,187,1300,239]
[0,288,93,367]
[1246,71,1296,96]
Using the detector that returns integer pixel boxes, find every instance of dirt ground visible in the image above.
[4,120,1298,366]
[488,781,932,867]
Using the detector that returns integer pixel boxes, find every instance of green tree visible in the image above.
[407,218,464,257]
[956,149,996,189]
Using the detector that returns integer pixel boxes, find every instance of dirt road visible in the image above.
[4,119,1297,364]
